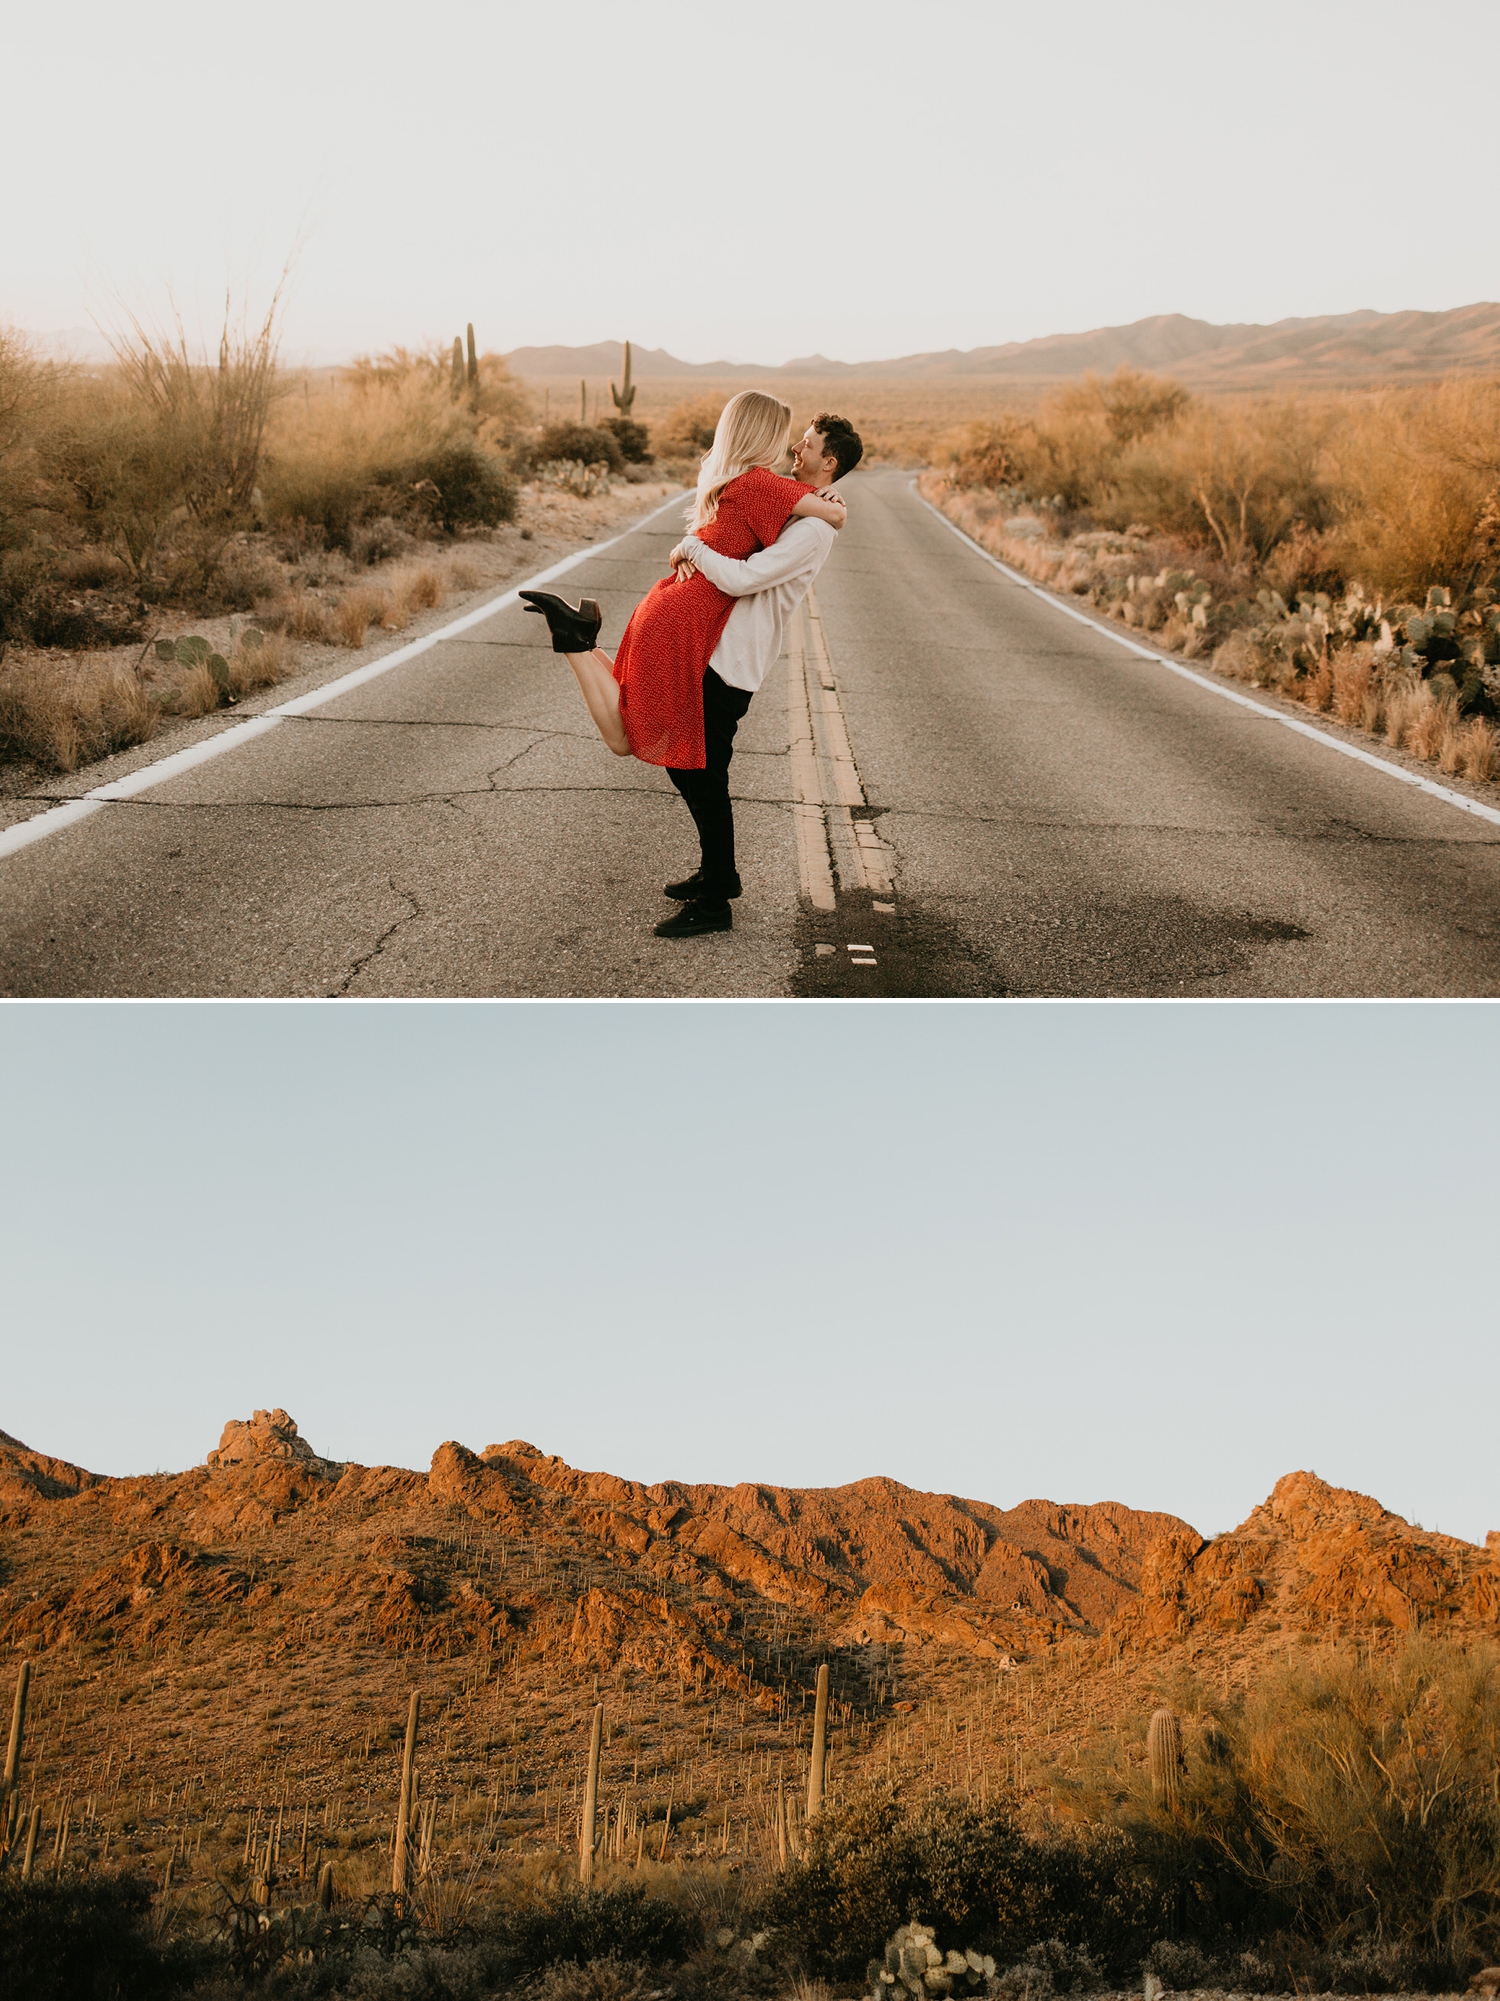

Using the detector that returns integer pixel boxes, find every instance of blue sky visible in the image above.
[3,1001,1492,1545]
[5,0,1497,366]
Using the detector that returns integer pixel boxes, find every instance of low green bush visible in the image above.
[754,1786,1167,1982]
[384,442,517,537]
[0,1871,202,2001]
[526,425,625,477]
[602,418,652,465]
[495,1885,696,1975]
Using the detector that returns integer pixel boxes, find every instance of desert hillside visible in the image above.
[506,305,1500,389]
[0,1414,1493,1891]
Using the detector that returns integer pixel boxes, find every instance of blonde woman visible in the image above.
[521,390,845,769]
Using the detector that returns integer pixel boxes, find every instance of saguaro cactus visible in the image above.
[3,1662,28,1798]
[580,378,587,424]
[806,1663,829,1819]
[392,1692,421,1896]
[451,338,465,392]
[1147,1707,1184,1811]
[20,1805,39,1882]
[611,341,636,420]
[318,1860,335,1910]
[466,323,479,387]
[579,1702,603,1885]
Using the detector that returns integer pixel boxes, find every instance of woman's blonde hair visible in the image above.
[686,390,794,532]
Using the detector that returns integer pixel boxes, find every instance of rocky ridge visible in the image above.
[0,1419,1493,1896]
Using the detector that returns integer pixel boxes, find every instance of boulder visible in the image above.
[207,1409,329,1468]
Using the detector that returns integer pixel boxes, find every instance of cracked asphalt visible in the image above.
[3,471,1499,996]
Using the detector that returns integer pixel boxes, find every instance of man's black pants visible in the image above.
[667,668,753,898]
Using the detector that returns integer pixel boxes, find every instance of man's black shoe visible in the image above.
[665,869,741,901]
[654,898,732,939]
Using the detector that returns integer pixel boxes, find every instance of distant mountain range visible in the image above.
[506,305,1500,386]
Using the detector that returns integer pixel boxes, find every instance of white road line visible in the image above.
[910,481,1500,833]
[0,489,691,865]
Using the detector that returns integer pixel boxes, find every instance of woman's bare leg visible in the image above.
[563,649,632,757]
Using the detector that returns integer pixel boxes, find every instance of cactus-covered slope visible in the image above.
[0,1416,1493,1894]
[0,1415,1193,1672]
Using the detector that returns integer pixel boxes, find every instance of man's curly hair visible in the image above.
[811,412,863,479]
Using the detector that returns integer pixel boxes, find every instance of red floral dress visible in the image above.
[612,467,815,768]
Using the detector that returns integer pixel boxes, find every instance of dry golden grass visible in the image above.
[522,373,1042,470]
[1453,715,1500,780]
[936,368,1500,604]
[1301,655,1334,713]
[923,441,1500,795]
[0,628,296,773]
[0,651,157,771]
[404,563,446,611]
[225,631,291,698]
[1330,649,1372,725]
[1408,686,1458,760]
[173,662,222,718]
[278,592,336,643]
[333,587,383,649]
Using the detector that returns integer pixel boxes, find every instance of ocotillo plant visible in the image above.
[392,1691,421,1896]
[1147,1706,1184,1811]
[806,1663,829,1818]
[3,1662,27,1799]
[466,323,479,388]
[579,1702,603,1885]
[611,341,636,420]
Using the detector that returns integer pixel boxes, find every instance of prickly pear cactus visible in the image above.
[868,1925,997,2001]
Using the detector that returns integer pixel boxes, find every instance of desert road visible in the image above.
[3,469,1499,998]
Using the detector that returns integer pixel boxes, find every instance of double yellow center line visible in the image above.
[785,585,894,911]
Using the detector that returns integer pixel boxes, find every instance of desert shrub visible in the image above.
[264,375,517,549]
[602,418,653,464]
[348,515,410,567]
[390,441,517,535]
[1067,1637,1500,1979]
[526,424,625,477]
[534,1956,658,2001]
[1326,379,1500,600]
[494,1885,696,1975]
[41,376,191,593]
[103,292,285,595]
[348,344,534,448]
[755,1786,1165,1981]
[0,647,158,770]
[0,1869,203,2000]
[655,398,722,459]
[947,419,1031,492]
[200,537,282,613]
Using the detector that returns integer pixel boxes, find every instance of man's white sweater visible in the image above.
[678,514,837,695]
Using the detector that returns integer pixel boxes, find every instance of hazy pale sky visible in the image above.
[3,1002,1493,1547]
[6,0,1497,367]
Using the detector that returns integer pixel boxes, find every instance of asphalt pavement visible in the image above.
[3,471,1498,997]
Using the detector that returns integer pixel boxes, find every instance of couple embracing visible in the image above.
[521,391,862,938]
